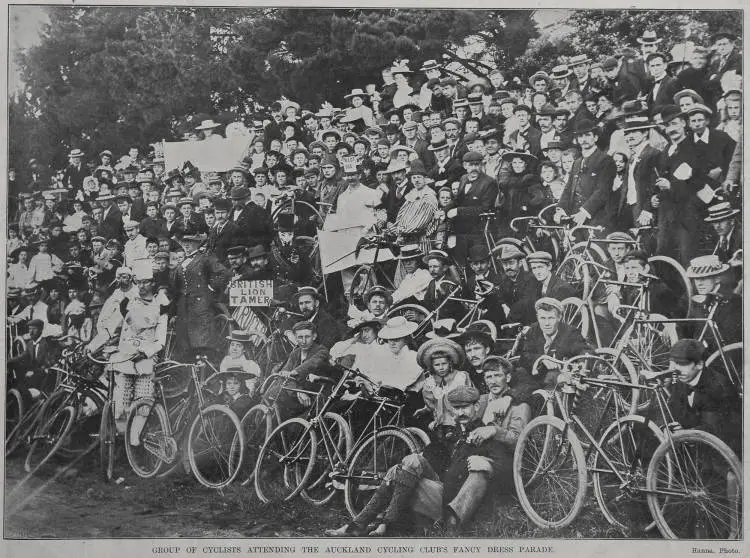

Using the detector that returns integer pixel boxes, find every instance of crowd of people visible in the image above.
[6,24,743,535]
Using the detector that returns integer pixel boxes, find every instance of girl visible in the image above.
[434,186,456,251]
[220,330,261,398]
[417,338,471,429]
[538,161,565,202]
[220,369,254,420]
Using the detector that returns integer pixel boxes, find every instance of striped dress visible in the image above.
[395,187,438,247]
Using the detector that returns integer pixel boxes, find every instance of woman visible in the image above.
[369,316,422,393]
[417,337,471,428]
[387,161,438,247]
[497,151,546,235]
[330,318,383,378]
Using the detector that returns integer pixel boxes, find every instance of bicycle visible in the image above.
[347,233,398,310]
[124,355,245,489]
[253,365,421,517]
[94,348,125,483]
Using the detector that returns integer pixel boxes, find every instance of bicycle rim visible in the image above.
[592,415,665,533]
[6,389,24,438]
[125,401,169,479]
[187,404,244,489]
[300,412,352,506]
[99,401,116,482]
[344,427,417,518]
[6,399,44,457]
[646,430,742,540]
[254,417,316,503]
[24,406,76,474]
[513,415,588,529]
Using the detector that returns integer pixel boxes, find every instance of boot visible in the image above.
[352,480,395,529]
[381,465,420,525]
[129,414,147,446]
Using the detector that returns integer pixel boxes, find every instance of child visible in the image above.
[418,339,472,429]
[434,186,456,250]
[221,368,254,420]
[539,161,565,202]
[220,330,261,398]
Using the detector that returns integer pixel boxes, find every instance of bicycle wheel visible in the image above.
[254,417,317,503]
[561,354,637,448]
[594,347,640,414]
[99,400,116,482]
[560,297,591,341]
[239,404,274,486]
[6,388,24,436]
[344,427,418,518]
[513,415,588,529]
[592,415,665,533]
[554,254,591,299]
[405,426,431,450]
[647,429,742,540]
[125,400,170,479]
[705,343,743,394]
[648,255,692,318]
[187,404,244,489]
[300,412,353,506]
[6,398,45,457]
[24,405,76,474]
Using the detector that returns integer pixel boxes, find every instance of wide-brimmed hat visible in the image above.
[383,159,408,174]
[637,29,662,45]
[550,65,572,80]
[246,244,268,259]
[420,59,441,72]
[621,114,656,133]
[501,150,537,164]
[196,119,221,130]
[573,118,599,135]
[422,249,451,265]
[378,316,418,340]
[704,201,740,222]
[344,88,368,101]
[179,233,208,244]
[416,337,464,369]
[226,330,254,343]
[659,104,686,125]
[686,255,730,278]
[165,169,183,183]
[529,71,551,88]
[351,318,383,335]
[457,321,495,348]
[397,244,423,260]
[320,129,342,142]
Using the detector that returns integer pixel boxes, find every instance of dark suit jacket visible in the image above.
[62,164,87,191]
[646,75,681,110]
[232,203,273,246]
[384,180,413,223]
[617,144,662,222]
[8,336,54,371]
[100,205,124,242]
[558,147,617,227]
[508,126,542,159]
[176,213,208,236]
[497,269,538,325]
[708,50,742,81]
[428,157,465,188]
[139,216,167,239]
[454,172,498,235]
[608,67,640,103]
[130,198,147,222]
[311,309,348,350]
[691,129,736,185]
[207,221,241,262]
[537,275,576,301]
[280,343,330,380]
[656,140,705,232]
[408,138,435,168]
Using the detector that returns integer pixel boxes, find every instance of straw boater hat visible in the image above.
[686,255,730,279]
[416,337,465,369]
[550,65,572,80]
[704,201,740,222]
[378,316,418,340]
[293,285,321,302]
[637,29,663,45]
[422,249,451,266]
[397,244,423,260]
[196,119,221,130]
[226,330,253,343]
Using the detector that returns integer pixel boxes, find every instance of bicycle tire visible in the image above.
[647,255,693,318]
[6,397,45,457]
[594,347,640,414]
[125,400,170,479]
[99,400,116,482]
[513,415,588,529]
[187,404,244,489]
[24,405,76,474]
[404,426,430,450]
[344,427,418,518]
[300,412,353,506]
[239,404,274,486]
[555,253,592,299]
[646,429,742,540]
[6,388,25,437]
[592,415,665,533]
[254,417,317,504]
[705,342,743,394]
[560,297,591,341]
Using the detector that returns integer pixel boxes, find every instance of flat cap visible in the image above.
[535,297,563,313]
[446,385,481,405]
[462,151,484,163]
[292,320,317,333]
[527,251,553,264]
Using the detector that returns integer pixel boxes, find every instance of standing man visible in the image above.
[684,104,736,190]
[230,186,272,248]
[206,198,240,262]
[98,190,124,242]
[645,52,680,110]
[63,148,87,192]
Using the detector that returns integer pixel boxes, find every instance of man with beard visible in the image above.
[445,151,498,266]
[458,322,496,393]
[462,245,506,330]
[535,105,561,156]
[287,286,347,349]
[556,119,617,229]
[225,245,253,284]
[270,213,311,299]
[496,245,537,325]
[653,105,707,266]
[422,249,463,321]
[245,245,273,280]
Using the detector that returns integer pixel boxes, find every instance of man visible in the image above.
[704,201,741,267]
[229,186,272,247]
[176,198,208,236]
[422,250,463,321]
[62,148,87,191]
[7,319,55,393]
[654,105,706,265]
[98,190,124,242]
[270,213,311,297]
[244,244,274,281]
[615,113,662,230]
[481,129,504,181]
[139,202,166,239]
[290,286,347,349]
[122,220,149,268]
[708,31,742,84]
[516,297,592,392]
[446,151,498,265]
[458,322,495,393]
[684,104,736,189]
[569,54,597,98]
[645,52,680,110]
[172,233,231,360]
[507,104,541,157]
[535,105,561,156]
[360,285,392,321]
[462,245,506,330]
[382,159,412,223]
[277,321,334,418]
[496,244,537,325]
[402,120,434,168]
[427,138,465,190]
[206,198,240,262]
[601,56,640,103]
[528,251,575,300]
[564,90,595,133]
[327,157,380,228]
[325,384,529,536]
[557,119,617,229]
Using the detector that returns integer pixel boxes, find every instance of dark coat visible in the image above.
[139,216,167,240]
[682,290,742,352]
[656,140,705,232]
[690,129,737,186]
[384,179,413,223]
[508,126,543,159]
[646,75,681,110]
[558,147,617,227]
[536,274,576,301]
[616,144,662,225]
[496,269,537,325]
[607,68,640,103]
[176,213,208,236]
[174,252,231,350]
[99,205,124,242]
[428,156,465,189]
[270,238,312,286]
[232,203,273,247]
[453,172,498,235]
[311,308,349,350]
[207,221,242,262]
[62,163,87,191]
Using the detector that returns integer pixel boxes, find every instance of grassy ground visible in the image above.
[4,451,641,539]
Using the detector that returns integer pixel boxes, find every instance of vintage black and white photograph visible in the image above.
[4,4,745,546]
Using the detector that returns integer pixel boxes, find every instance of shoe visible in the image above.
[325,522,367,537]
[444,510,461,536]
[368,523,388,536]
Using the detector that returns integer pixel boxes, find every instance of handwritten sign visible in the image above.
[229,280,273,307]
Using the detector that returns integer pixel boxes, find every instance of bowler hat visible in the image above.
[637,29,662,45]
[407,160,427,177]
[422,249,451,265]
[246,244,268,259]
[467,244,491,263]
[659,105,686,125]
[573,119,599,135]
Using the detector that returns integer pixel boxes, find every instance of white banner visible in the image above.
[163,137,251,172]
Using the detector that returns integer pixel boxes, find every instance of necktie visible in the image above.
[543,337,552,354]
[719,235,728,252]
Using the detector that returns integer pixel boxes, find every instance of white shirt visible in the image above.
[368,344,422,392]
[686,369,704,407]
[123,234,149,268]
[392,268,432,302]
[694,129,710,144]
[627,141,649,206]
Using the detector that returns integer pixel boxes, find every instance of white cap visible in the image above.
[132,261,153,281]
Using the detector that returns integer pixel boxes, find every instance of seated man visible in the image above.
[458,322,495,393]
[704,201,741,287]
[391,244,432,306]
[276,321,334,419]
[516,297,592,392]
[496,245,536,325]
[7,318,56,396]
[348,285,392,323]
[325,381,529,536]
[422,249,464,321]
[462,245,506,329]
[285,286,348,349]
[610,250,682,319]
